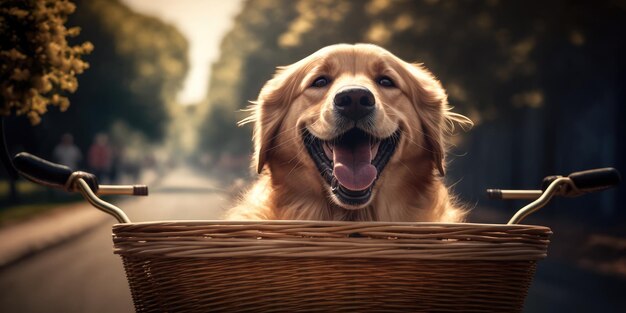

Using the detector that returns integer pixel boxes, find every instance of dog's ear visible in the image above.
[402,63,473,176]
[243,60,312,174]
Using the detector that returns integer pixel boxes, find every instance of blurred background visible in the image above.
[1,0,625,312]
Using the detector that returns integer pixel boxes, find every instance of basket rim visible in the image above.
[112,219,551,231]
[111,220,552,261]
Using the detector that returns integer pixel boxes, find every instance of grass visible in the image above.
[0,180,41,195]
[0,201,80,226]
[0,179,82,226]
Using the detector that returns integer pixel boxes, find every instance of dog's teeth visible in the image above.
[322,142,334,161]
[370,141,382,161]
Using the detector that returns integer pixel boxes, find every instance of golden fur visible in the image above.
[226,44,472,222]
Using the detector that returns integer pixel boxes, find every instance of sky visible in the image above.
[120,0,243,105]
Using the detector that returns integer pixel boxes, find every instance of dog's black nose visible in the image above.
[333,86,375,121]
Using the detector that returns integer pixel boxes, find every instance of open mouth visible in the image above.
[303,127,399,207]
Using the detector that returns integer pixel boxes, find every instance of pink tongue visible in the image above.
[333,142,377,191]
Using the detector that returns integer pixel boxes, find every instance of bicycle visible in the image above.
[10,152,621,312]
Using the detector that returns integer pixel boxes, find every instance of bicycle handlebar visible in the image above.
[567,168,621,192]
[13,152,85,189]
[13,152,147,196]
[488,167,621,200]
[487,167,621,224]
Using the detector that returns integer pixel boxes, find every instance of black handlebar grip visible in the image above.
[13,152,74,189]
[568,168,621,191]
[133,185,149,196]
[13,152,73,188]
[486,189,502,199]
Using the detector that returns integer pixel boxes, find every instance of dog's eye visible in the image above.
[377,76,395,87]
[311,76,329,88]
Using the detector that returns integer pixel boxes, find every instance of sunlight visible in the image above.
[120,0,243,105]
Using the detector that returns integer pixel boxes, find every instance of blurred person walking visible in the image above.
[52,133,82,170]
[88,133,112,182]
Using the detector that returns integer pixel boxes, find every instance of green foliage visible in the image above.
[64,0,188,142]
[0,0,92,124]
[199,0,298,155]
[1,0,189,166]
[199,0,616,157]
[202,105,252,156]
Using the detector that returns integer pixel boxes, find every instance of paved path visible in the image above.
[526,260,626,312]
[1,168,624,312]
[0,168,231,313]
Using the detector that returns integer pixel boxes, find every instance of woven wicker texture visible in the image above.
[113,221,551,312]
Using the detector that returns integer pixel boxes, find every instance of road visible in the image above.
[0,168,231,313]
[526,259,626,312]
[1,167,624,312]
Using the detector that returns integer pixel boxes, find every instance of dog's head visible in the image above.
[244,44,471,210]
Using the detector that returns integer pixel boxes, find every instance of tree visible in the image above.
[0,0,92,124]
[2,0,190,205]
[59,0,188,144]
[200,0,625,219]
[5,0,190,160]
[1,0,91,203]
[198,0,298,157]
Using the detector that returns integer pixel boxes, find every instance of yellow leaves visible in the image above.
[511,37,535,64]
[81,41,94,53]
[279,0,350,48]
[160,57,186,78]
[61,0,76,15]
[50,94,70,112]
[412,18,431,35]
[66,26,81,37]
[57,96,70,112]
[393,15,414,32]
[511,90,544,108]
[60,75,78,93]
[27,112,41,125]
[1,48,27,61]
[31,93,47,114]
[278,33,299,48]
[366,0,392,15]
[466,108,483,127]
[32,75,52,93]
[368,12,427,40]
[138,62,156,77]
[0,0,92,124]
[70,58,87,74]
[279,18,313,47]
[366,22,392,45]
[494,36,537,81]
[47,42,62,63]
[474,13,493,30]
[569,30,585,46]
[10,68,30,81]
[50,94,60,105]
[446,83,468,102]
[7,8,28,19]
[1,86,14,100]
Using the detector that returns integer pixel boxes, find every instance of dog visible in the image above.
[226,43,472,222]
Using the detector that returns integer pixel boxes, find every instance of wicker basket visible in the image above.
[112,220,551,312]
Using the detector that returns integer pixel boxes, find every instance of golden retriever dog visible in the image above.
[226,43,472,222]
